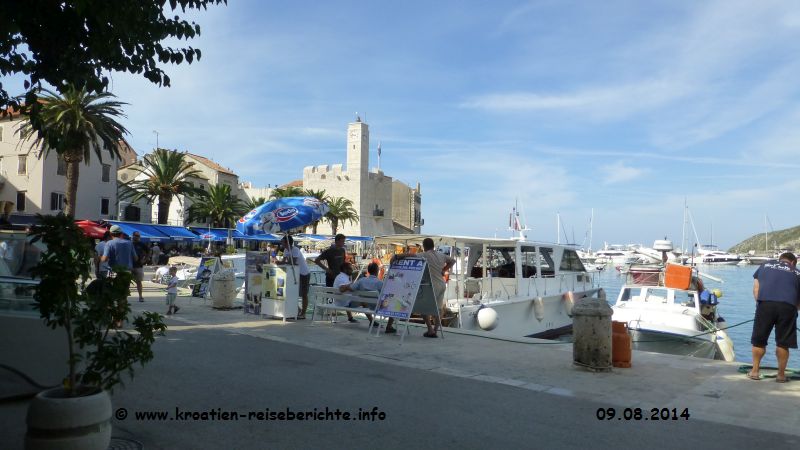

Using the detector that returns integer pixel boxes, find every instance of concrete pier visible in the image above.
[2,280,799,449]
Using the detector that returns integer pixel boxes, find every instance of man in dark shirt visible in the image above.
[748,252,800,382]
[131,231,149,302]
[315,234,346,287]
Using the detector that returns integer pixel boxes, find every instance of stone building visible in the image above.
[0,112,129,222]
[302,118,421,236]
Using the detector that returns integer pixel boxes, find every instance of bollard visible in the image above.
[210,270,236,308]
[572,296,613,372]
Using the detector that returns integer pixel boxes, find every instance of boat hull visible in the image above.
[628,329,721,360]
[450,288,602,339]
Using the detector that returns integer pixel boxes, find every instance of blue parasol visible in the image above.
[236,197,330,236]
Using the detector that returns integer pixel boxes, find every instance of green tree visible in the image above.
[18,87,128,217]
[245,196,267,210]
[269,185,304,199]
[0,0,226,117]
[325,196,359,235]
[186,183,247,228]
[120,149,206,224]
[303,189,329,234]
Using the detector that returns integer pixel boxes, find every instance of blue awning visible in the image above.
[106,221,169,242]
[295,233,372,242]
[156,225,201,241]
[189,228,248,242]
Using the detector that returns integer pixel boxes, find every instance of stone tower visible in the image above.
[346,117,368,177]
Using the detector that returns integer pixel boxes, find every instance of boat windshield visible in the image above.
[619,287,694,306]
[0,232,44,278]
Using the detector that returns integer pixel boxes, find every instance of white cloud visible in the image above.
[599,161,648,185]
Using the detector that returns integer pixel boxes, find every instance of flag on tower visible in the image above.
[377,141,382,157]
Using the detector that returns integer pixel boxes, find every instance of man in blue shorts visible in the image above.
[748,252,800,383]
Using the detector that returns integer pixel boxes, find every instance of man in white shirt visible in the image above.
[333,262,364,323]
[281,235,310,319]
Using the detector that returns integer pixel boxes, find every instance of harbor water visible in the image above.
[595,264,786,368]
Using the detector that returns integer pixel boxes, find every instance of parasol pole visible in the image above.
[284,232,297,284]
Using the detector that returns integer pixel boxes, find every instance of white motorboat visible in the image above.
[611,264,735,361]
[595,244,641,266]
[371,234,604,339]
[691,245,742,265]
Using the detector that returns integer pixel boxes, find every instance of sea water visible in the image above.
[594,264,792,368]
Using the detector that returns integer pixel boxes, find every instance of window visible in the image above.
[50,192,65,211]
[102,164,110,182]
[57,155,67,176]
[560,249,586,272]
[17,155,26,175]
[101,198,109,215]
[15,191,25,212]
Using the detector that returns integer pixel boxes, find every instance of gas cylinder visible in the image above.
[612,321,632,368]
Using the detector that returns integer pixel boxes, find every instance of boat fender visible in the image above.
[533,297,544,321]
[476,306,498,331]
[598,288,607,302]
[563,291,575,317]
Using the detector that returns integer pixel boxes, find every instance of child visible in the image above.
[166,266,180,315]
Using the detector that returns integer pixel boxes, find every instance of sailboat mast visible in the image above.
[556,213,560,244]
[589,208,594,252]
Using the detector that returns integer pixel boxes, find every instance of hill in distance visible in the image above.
[729,224,800,254]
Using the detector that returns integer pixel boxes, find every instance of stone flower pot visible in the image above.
[25,386,112,450]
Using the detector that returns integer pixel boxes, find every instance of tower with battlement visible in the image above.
[302,117,421,236]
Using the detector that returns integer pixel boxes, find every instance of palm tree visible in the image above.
[325,196,359,235]
[269,185,304,199]
[120,149,206,224]
[186,183,247,228]
[245,196,267,210]
[303,189,329,234]
[18,86,128,217]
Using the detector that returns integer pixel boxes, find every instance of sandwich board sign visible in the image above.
[373,257,440,341]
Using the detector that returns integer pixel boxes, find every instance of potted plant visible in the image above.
[25,214,166,450]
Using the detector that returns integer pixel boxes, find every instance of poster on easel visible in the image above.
[375,258,427,319]
[192,256,221,297]
[243,251,271,315]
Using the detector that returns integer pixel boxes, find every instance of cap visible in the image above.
[110,225,122,234]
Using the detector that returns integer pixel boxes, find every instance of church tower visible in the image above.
[346,117,369,177]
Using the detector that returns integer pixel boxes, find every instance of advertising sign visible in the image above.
[375,258,426,320]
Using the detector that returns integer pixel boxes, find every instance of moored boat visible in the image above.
[371,234,604,339]
[611,263,735,361]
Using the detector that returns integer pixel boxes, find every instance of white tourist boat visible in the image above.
[611,264,735,361]
[371,234,604,339]
[595,244,641,266]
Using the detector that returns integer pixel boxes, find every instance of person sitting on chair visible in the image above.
[340,262,381,327]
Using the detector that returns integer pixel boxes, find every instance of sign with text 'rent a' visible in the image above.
[375,258,426,320]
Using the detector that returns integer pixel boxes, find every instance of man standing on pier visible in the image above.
[748,252,800,383]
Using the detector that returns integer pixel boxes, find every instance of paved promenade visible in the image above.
[2,280,799,449]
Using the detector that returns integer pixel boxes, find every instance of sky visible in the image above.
[8,0,800,249]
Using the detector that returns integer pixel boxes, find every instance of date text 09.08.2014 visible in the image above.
[596,408,690,421]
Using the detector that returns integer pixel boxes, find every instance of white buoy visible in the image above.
[533,297,544,321]
[477,307,499,331]
[563,291,576,317]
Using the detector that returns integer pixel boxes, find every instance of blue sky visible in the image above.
[9,0,800,249]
